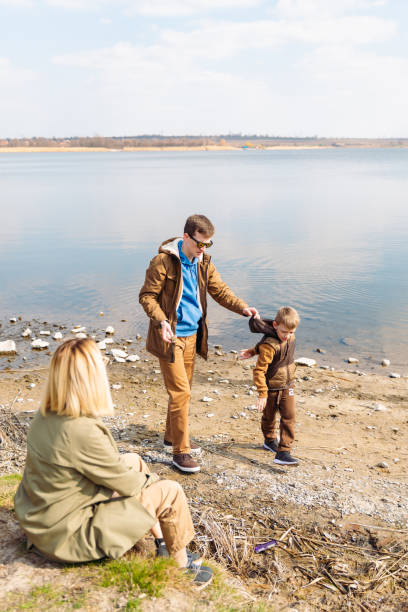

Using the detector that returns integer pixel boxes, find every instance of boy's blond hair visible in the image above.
[275,306,300,330]
[40,338,114,418]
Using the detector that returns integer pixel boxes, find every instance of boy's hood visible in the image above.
[249,316,278,339]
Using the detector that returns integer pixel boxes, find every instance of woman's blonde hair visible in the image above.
[40,338,114,418]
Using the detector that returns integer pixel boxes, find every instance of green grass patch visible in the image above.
[99,553,182,598]
[0,473,22,509]
[5,583,88,611]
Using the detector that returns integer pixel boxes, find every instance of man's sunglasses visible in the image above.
[188,233,213,249]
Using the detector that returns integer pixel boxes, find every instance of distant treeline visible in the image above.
[1,135,408,148]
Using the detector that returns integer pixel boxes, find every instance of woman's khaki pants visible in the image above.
[122,453,194,554]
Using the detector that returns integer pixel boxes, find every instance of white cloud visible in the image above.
[44,0,260,14]
[0,0,34,6]
[274,0,387,19]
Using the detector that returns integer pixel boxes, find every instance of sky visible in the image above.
[1,0,408,138]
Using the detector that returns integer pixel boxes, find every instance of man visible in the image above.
[139,214,258,473]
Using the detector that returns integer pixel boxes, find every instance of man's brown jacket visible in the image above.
[139,237,248,362]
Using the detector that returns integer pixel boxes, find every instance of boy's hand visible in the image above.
[256,397,267,411]
[239,349,252,360]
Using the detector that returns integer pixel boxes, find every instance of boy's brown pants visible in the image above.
[159,334,196,454]
[123,454,195,554]
[261,387,296,452]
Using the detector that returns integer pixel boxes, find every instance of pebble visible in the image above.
[393,458,400,463]
[97,340,107,350]
[31,339,49,350]
[207,377,213,381]
[316,348,326,353]
[371,403,387,412]
[219,379,229,384]
[0,340,17,355]
[104,338,114,344]
[391,427,399,433]
[105,326,115,334]
[71,326,86,333]
[295,357,316,367]
[344,468,353,472]
[125,339,133,344]
[201,396,213,402]
[230,350,238,354]
[376,461,389,469]
[381,359,391,367]
[314,388,324,393]
[111,349,128,359]
[126,355,140,362]
[22,328,32,337]
[112,384,122,390]
[75,333,87,339]
[114,357,126,363]
[320,365,329,370]
[389,372,400,379]
[214,345,222,349]
[247,390,254,395]
[9,317,17,323]
[29,383,36,388]
[232,394,238,399]
[53,332,63,340]
[347,357,359,364]
[215,350,223,356]
[206,413,214,418]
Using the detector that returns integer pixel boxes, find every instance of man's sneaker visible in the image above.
[164,439,201,454]
[172,453,200,473]
[155,539,202,566]
[274,451,299,466]
[263,438,279,453]
[185,562,213,590]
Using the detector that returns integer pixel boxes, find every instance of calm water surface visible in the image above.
[1,149,407,372]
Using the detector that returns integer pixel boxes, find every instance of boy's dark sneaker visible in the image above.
[263,438,279,453]
[172,453,200,473]
[274,451,299,466]
[164,439,201,454]
[185,562,213,590]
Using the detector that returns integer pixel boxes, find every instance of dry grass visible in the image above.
[191,509,408,611]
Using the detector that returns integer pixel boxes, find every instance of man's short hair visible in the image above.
[184,214,214,237]
[275,306,300,330]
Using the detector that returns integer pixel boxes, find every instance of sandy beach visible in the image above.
[1,319,407,610]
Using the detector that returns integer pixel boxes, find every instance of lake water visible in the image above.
[1,149,407,372]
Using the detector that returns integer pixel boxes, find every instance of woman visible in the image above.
[14,338,212,588]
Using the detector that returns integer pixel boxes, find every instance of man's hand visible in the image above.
[239,349,253,360]
[256,397,267,412]
[243,307,260,319]
[160,320,174,343]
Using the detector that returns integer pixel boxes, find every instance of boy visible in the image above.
[240,307,300,466]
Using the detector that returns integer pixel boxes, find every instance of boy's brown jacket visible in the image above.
[248,317,297,397]
[139,237,248,362]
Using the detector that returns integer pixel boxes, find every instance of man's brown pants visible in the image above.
[159,334,196,454]
[261,387,296,452]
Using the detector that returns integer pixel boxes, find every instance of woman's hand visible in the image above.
[239,349,252,360]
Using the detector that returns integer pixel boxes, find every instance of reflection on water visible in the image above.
[0,149,407,371]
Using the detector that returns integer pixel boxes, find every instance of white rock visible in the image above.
[97,340,107,350]
[393,458,400,463]
[206,413,214,418]
[105,326,115,334]
[125,339,133,344]
[246,404,257,411]
[75,333,87,339]
[212,390,220,395]
[141,390,147,394]
[347,357,359,364]
[112,384,122,390]
[71,326,86,333]
[295,357,316,367]
[31,339,49,349]
[53,331,63,340]
[376,461,389,469]
[230,350,238,354]
[247,389,254,395]
[29,383,36,388]
[219,379,229,384]
[371,403,387,412]
[231,415,239,419]
[22,328,32,338]
[0,340,17,355]
[126,354,140,362]
[153,369,160,374]
[143,414,150,419]
[381,359,391,367]
[232,394,238,399]
[314,388,324,393]
[207,377,213,381]
[104,338,114,344]
[111,349,128,359]
[10,317,17,323]
[40,330,51,336]
[201,396,213,402]
[114,356,126,363]
[17,398,24,403]
[344,468,353,472]
[389,372,400,379]
[215,350,223,356]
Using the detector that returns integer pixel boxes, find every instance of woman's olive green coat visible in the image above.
[14,412,157,563]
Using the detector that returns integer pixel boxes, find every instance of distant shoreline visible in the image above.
[2,144,408,153]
